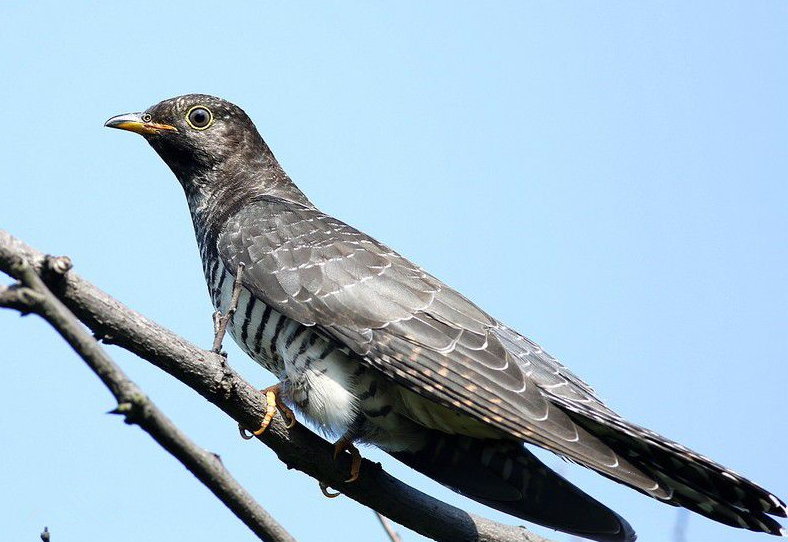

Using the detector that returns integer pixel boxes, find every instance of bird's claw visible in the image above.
[319,481,341,498]
[333,437,362,483]
[239,384,296,440]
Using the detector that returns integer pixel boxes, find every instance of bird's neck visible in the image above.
[183,159,312,261]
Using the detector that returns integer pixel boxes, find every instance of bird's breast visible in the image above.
[204,255,364,434]
[200,253,487,451]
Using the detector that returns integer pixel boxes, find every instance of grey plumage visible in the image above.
[106,94,786,542]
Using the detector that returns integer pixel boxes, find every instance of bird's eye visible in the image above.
[186,106,213,130]
[141,113,152,123]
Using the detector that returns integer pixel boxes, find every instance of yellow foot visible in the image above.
[333,436,362,483]
[239,384,296,440]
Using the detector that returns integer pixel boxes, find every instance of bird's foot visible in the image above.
[239,383,296,439]
[333,436,362,483]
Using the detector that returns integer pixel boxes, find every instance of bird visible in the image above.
[106,94,785,542]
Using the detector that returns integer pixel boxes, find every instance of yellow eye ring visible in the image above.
[185,105,213,130]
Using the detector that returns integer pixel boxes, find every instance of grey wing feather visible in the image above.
[218,197,786,532]
[218,197,660,492]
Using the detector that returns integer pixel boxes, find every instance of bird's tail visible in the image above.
[563,409,787,537]
[391,432,637,542]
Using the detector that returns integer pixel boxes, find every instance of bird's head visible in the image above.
[105,94,294,210]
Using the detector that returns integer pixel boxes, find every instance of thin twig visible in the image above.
[212,262,245,353]
[1,254,296,542]
[375,512,404,542]
[0,228,555,542]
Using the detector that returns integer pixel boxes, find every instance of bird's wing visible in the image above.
[217,198,655,485]
[217,197,786,532]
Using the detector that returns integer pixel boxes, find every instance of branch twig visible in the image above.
[0,254,296,542]
[0,228,555,542]
[375,512,404,542]
[212,262,245,353]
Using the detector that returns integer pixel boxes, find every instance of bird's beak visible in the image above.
[104,113,178,135]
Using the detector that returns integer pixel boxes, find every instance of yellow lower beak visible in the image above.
[104,113,178,135]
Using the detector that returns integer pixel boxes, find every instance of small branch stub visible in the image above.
[45,255,72,276]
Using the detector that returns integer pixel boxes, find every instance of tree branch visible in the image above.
[0,228,555,542]
[0,253,297,542]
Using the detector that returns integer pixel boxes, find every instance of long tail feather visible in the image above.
[391,432,637,542]
[563,409,787,537]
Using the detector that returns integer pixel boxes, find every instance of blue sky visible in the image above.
[0,2,785,542]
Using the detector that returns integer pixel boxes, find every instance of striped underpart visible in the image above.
[201,248,430,448]
[199,236,507,452]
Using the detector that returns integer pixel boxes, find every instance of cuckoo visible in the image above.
[106,94,785,542]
